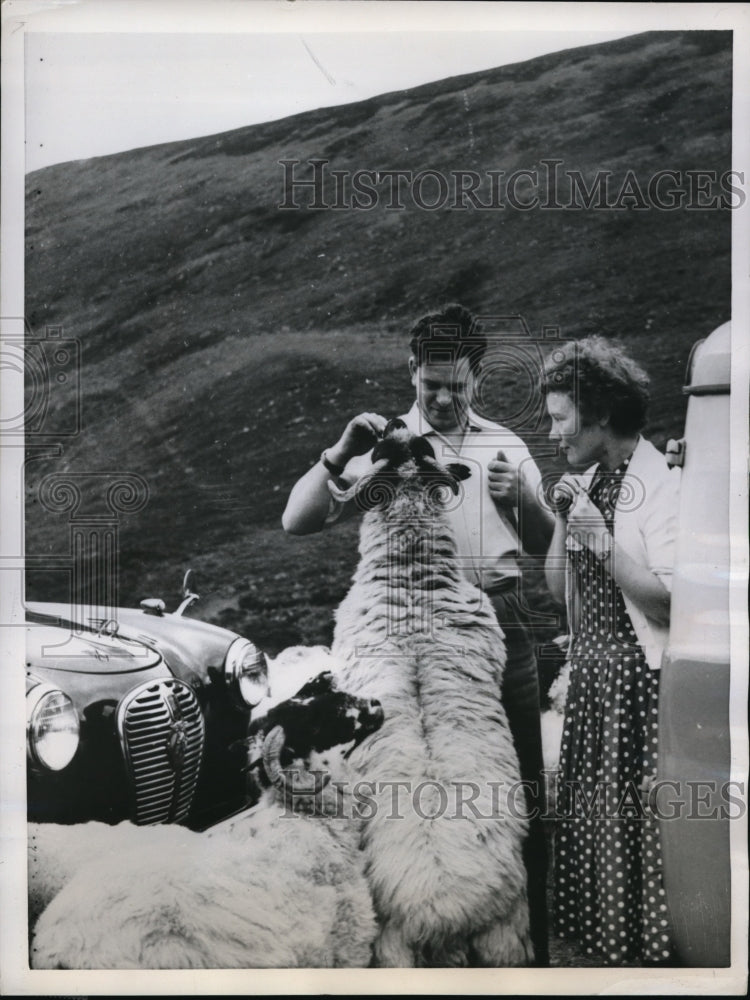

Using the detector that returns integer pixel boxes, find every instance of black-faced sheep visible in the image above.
[327,418,532,967]
[29,672,383,969]
[256,643,338,719]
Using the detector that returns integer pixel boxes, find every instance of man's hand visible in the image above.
[328,412,388,467]
[489,449,554,553]
[487,450,520,507]
[283,411,387,535]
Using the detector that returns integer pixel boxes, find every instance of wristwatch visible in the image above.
[320,449,345,476]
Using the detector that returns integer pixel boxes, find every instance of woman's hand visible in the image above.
[565,480,610,552]
[549,473,584,520]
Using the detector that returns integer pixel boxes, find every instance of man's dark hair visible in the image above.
[540,335,650,436]
[409,303,486,374]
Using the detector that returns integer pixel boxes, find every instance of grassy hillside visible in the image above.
[25,30,732,671]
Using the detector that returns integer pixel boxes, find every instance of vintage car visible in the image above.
[26,573,268,830]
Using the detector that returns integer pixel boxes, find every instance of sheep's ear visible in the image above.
[409,435,436,462]
[446,462,471,482]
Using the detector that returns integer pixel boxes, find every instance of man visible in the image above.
[282,303,553,964]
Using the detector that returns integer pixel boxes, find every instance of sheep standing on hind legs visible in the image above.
[328,419,533,967]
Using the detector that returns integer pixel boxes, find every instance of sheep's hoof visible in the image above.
[373,923,415,967]
[471,919,533,967]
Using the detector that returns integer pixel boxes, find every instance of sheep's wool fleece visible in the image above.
[28,822,118,927]
[331,479,531,965]
[31,800,376,969]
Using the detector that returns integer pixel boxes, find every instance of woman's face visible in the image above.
[546,390,607,468]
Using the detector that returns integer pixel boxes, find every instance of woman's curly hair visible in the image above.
[540,336,650,436]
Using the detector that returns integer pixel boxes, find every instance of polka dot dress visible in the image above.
[553,457,674,965]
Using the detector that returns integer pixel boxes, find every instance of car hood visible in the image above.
[26,623,162,675]
[27,601,241,683]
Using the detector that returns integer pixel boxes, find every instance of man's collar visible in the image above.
[402,401,483,437]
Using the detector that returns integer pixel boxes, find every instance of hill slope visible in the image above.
[24,29,732,656]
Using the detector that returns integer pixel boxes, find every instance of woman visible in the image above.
[541,336,680,965]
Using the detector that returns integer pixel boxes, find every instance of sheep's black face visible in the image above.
[245,672,384,779]
[331,420,472,513]
[274,689,384,769]
[371,419,441,470]
[371,418,431,467]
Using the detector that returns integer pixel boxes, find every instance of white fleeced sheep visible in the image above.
[327,419,532,967]
[26,650,345,926]
[26,647,346,928]
[30,673,382,969]
[541,660,571,774]
[28,820,147,930]
[540,659,571,815]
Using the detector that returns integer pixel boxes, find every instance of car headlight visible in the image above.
[26,683,80,771]
[224,638,268,708]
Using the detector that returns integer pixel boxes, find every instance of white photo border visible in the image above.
[1,1,748,995]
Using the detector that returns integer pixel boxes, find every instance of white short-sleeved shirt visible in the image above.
[328,402,545,591]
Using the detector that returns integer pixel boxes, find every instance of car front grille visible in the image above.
[116,678,205,824]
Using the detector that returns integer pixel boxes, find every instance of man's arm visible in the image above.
[282,412,387,535]
[516,468,555,555]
